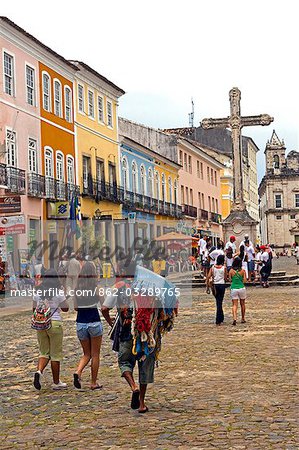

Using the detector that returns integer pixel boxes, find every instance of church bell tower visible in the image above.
[265,130,286,174]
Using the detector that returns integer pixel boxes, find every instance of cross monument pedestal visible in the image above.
[201,87,273,246]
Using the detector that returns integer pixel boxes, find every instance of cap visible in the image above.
[230,236,236,241]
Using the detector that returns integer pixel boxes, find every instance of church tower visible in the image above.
[265,130,286,174]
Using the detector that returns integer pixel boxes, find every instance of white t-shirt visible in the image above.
[225,241,236,254]
[261,251,269,264]
[240,240,253,248]
[209,249,224,266]
[225,256,234,268]
[198,238,207,255]
[245,245,255,262]
[33,293,66,321]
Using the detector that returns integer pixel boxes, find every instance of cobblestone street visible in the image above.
[0,279,298,449]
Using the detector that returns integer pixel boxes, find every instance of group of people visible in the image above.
[195,233,274,326]
[32,257,177,414]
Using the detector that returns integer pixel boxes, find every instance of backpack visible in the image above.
[31,299,55,331]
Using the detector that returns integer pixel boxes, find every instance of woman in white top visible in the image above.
[206,254,227,326]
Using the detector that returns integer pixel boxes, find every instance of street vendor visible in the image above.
[101,264,178,414]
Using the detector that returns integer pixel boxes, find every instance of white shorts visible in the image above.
[231,288,246,300]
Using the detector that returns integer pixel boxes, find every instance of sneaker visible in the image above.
[52,381,67,390]
[33,371,42,390]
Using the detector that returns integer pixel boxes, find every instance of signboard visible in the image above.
[47,201,70,219]
[47,222,57,234]
[0,236,6,261]
[0,215,25,236]
[128,212,136,224]
[0,195,21,214]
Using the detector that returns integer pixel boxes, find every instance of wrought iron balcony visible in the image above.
[45,177,56,200]
[0,163,7,187]
[122,191,182,218]
[182,204,198,218]
[95,181,123,203]
[66,183,80,200]
[55,180,67,201]
[210,212,222,223]
[198,208,209,221]
[6,166,26,194]
[27,173,46,197]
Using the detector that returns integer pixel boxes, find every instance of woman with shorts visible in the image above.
[73,261,103,390]
[229,257,247,326]
[33,268,69,390]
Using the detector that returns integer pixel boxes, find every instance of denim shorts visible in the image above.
[248,260,255,272]
[118,339,155,384]
[76,322,103,340]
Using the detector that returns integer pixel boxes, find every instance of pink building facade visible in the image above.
[0,19,42,263]
[178,138,223,244]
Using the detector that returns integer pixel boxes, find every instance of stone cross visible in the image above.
[201,87,273,211]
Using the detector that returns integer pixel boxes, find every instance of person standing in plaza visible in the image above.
[240,233,253,248]
[198,235,207,264]
[206,254,227,326]
[229,257,247,325]
[260,245,272,287]
[245,240,255,282]
[33,268,69,390]
[73,261,103,390]
[225,235,237,255]
[208,241,225,268]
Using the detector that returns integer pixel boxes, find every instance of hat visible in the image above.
[230,236,236,241]
[244,233,249,238]
[260,245,266,250]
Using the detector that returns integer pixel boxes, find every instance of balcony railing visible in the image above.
[6,166,26,194]
[182,204,198,218]
[210,212,222,223]
[45,177,56,200]
[122,191,182,218]
[198,208,209,221]
[0,163,7,187]
[27,173,46,197]
[55,180,67,201]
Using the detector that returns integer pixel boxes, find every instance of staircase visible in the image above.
[168,270,299,290]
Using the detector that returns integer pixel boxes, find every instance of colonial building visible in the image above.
[119,118,223,244]
[259,131,299,249]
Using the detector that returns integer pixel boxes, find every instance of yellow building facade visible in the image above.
[71,61,125,222]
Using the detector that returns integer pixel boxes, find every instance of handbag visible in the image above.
[31,299,58,331]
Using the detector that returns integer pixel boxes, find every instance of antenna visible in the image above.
[188,98,194,128]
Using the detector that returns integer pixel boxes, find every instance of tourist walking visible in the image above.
[260,245,271,288]
[229,257,247,325]
[73,261,103,390]
[32,268,69,390]
[245,240,255,282]
[66,252,81,304]
[206,254,227,326]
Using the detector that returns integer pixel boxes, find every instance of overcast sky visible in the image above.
[2,0,298,181]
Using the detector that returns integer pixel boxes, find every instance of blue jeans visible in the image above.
[76,322,103,340]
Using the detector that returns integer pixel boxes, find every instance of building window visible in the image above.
[188,155,192,173]
[98,96,104,122]
[208,196,211,212]
[295,194,299,208]
[3,52,14,96]
[190,188,193,206]
[185,187,189,205]
[83,156,91,190]
[148,168,153,198]
[179,150,183,165]
[168,177,172,203]
[28,138,37,173]
[26,65,35,106]
[78,84,84,113]
[155,172,160,200]
[56,152,64,181]
[290,214,296,220]
[276,215,282,220]
[216,199,218,213]
[184,153,187,171]
[64,87,72,122]
[174,179,177,204]
[202,193,204,209]
[200,162,203,179]
[107,101,113,127]
[67,156,75,185]
[211,169,214,185]
[54,80,62,117]
[140,165,146,195]
[161,173,166,202]
[197,161,200,177]
[42,72,51,111]
[273,155,280,169]
[181,185,184,204]
[88,90,94,118]
[207,167,210,183]
[45,148,54,178]
[214,170,217,186]
[212,197,215,212]
[132,161,138,193]
[6,129,17,167]
[275,193,282,208]
[122,157,129,191]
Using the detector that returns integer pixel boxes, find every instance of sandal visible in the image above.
[91,384,103,390]
[232,320,236,326]
[138,406,149,414]
[241,319,246,323]
[131,390,140,409]
[73,373,82,389]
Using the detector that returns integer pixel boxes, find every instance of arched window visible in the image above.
[122,157,129,191]
[273,154,280,169]
[174,179,178,205]
[155,171,160,200]
[67,155,75,184]
[161,173,166,202]
[132,161,138,193]
[44,147,53,178]
[54,79,62,117]
[42,72,51,111]
[148,168,153,198]
[168,176,173,203]
[64,86,72,122]
[56,152,64,181]
[140,164,146,196]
